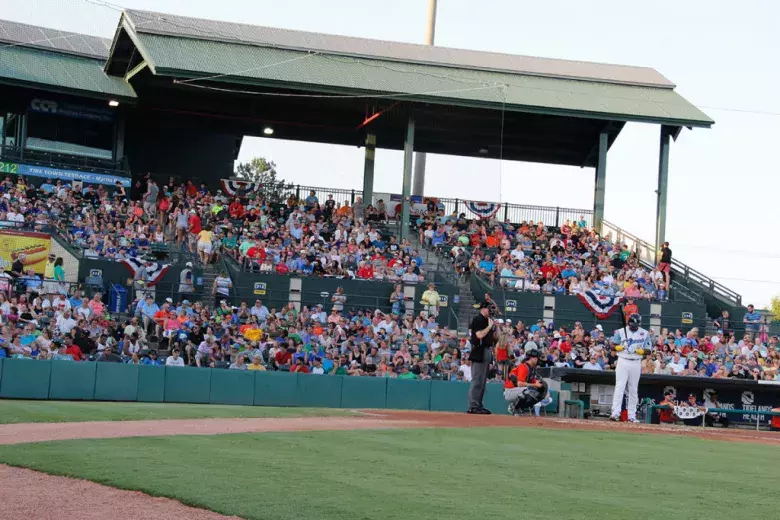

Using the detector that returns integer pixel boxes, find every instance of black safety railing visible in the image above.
[292,184,592,228]
[601,220,742,307]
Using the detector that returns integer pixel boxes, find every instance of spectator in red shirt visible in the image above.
[291,358,310,373]
[357,261,374,279]
[63,337,83,361]
[275,348,292,369]
[229,199,245,219]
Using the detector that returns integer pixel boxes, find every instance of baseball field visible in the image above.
[0,400,777,520]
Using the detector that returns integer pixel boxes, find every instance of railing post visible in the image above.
[295,185,300,200]
[350,189,355,205]
[503,203,508,222]
[454,198,459,213]
[555,207,560,228]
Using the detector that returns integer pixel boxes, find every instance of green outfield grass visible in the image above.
[0,427,774,520]
[0,400,355,424]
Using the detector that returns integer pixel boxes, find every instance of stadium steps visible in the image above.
[457,277,477,336]
[601,220,745,317]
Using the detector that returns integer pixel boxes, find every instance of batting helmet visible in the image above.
[628,313,641,330]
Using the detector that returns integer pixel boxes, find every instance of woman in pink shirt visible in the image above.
[87,293,105,316]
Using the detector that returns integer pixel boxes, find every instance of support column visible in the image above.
[362,133,376,204]
[115,111,126,167]
[655,125,672,254]
[593,131,608,232]
[400,118,415,241]
[412,153,426,196]
[411,0,437,197]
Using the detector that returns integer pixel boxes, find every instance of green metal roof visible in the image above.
[0,44,136,99]
[134,33,712,127]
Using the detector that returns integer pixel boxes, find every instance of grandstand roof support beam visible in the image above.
[593,131,608,232]
[655,125,672,256]
[400,118,416,241]
[362,133,376,206]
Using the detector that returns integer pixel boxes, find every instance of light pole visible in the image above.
[411,0,437,197]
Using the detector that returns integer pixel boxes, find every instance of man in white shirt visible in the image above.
[56,310,77,335]
[667,354,685,374]
[459,359,472,382]
[250,300,270,322]
[510,245,525,261]
[52,294,71,312]
[582,357,603,370]
[166,348,185,366]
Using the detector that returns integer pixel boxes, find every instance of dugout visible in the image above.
[551,368,780,427]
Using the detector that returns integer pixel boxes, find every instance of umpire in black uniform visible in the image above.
[467,301,497,414]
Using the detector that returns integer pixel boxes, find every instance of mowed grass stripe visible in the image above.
[0,400,355,424]
[0,427,774,520]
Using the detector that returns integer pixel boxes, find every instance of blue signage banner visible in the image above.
[14,163,130,187]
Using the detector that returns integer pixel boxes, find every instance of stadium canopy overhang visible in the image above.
[104,10,713,169]
[0,9,713,251]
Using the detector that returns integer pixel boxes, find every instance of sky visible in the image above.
[2,0,779,307]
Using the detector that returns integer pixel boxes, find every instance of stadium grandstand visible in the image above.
[0,8,774,399]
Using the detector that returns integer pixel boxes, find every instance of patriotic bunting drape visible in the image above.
[576,290,623,319]
[120,257,170,286]
[465,201,501,219]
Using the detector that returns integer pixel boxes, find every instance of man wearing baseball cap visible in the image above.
[467,301,497,414]
[503,349,546,416]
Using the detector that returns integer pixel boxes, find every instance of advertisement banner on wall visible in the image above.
[0,161,131,187]
[0,230,51,274]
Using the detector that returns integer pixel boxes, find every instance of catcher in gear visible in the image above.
[503,350,548,416]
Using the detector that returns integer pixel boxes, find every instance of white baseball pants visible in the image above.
[611,357,641,420]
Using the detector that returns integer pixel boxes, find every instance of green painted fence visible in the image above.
[0,360,515,414]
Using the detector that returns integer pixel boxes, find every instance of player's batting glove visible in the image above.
[613,345,624,352]
[636,348,645,356]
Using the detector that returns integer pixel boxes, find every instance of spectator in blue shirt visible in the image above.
[743,305,761,332]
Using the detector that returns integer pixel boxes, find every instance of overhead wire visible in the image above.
[172,81,505,100]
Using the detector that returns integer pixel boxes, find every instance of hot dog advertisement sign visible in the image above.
[0,231,52,274]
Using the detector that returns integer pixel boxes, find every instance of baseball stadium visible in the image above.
[0,2,777,519]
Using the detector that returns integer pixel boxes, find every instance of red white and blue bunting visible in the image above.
[120,257,170,287]
[220,178,263,197]
[576,290,623,319]
[466,200,501,219]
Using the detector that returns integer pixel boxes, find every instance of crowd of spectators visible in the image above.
[417,209,671,301]
[0,175,434,284]
[2,259,777,387]
[0,173,774,387]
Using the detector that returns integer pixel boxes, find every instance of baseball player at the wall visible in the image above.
[609,313,652,423]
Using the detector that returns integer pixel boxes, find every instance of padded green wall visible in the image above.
[137,365,165,402]
[0,359,51,399]
[94,363,139,401]
[341,376,387,409]
[0,362,516,415]
[210,369,255,406]
[165,366,211,404]
[386,379,432,410]
[49,361,96,400]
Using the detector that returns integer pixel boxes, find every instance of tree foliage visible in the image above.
[234,157,289,203]
[770,295,780,322]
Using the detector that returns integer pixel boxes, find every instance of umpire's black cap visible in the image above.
[479,301,492,309]
[526,349,541,359]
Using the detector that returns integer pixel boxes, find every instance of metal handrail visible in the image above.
[292,184,593,227]
[601,220,742,307]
